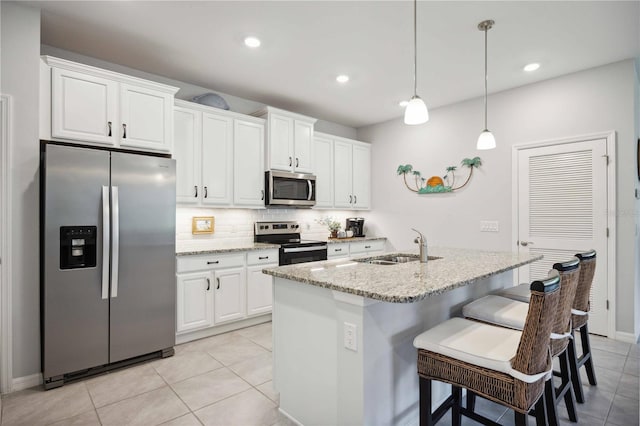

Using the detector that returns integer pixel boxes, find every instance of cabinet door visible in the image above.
[269,113,294,171]
[176,272,214,334]
[313,136,334,208]
[201,112,233,205]
[51,68,117,145]
[214,267,246,324]
[293,120,313,173]
[352,143,371,210]
[119,83,172,152]
[174,107,201,204]
[247,264,275,316]
[333,140,353,208]
[234,120,265,207]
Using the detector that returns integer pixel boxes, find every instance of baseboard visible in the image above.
[175,314,271,345]
[11,373,42,392]
[615,331,639,344]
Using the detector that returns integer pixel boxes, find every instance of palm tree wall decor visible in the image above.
[397,157,482,194]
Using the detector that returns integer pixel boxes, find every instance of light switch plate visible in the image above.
[480,221,499,233]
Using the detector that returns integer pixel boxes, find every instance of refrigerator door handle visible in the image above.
[111,186,120,298]
[101,186,110,300]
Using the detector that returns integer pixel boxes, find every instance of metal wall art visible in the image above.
[397,157,482,194]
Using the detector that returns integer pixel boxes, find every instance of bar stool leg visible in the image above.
[580,324,598,386]
[515,411,527,426]
[559,351,578,422]
[568,331,585,403]
[534,395,547,426]
[452,386,462,426]
[420,377,434,426]
[466,391,477,411]
[545,378,560,426]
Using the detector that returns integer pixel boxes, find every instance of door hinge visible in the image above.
[606,227,610,237]
[606,300,609,310]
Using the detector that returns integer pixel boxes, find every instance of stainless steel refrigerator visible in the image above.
[40,141,176,389]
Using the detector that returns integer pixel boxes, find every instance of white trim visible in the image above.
[0,94,13,394]
[511,131,617,339]
[175,314,271,345]
[12,373,42,392]
[614,331,639,344]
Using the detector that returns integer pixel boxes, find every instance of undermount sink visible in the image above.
[354,254,441,265]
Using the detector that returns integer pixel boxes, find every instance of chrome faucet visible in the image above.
[412,228,428,263]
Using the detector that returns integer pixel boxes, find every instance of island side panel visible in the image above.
[361,270,514,425]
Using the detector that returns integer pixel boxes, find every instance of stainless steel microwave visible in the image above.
[265,170,316,207]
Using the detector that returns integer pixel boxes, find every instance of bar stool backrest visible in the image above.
[574,250,597,316]
[550,257,581,356]
[512,272,561,377]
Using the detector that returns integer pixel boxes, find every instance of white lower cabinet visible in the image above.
[214,267,246,324]
[176,271,214,333]
[176,249,278,338]
[348,240,386,256]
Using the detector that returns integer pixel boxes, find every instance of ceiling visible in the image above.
[29,1,640,128]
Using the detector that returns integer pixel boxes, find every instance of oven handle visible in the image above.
[282,246,327,253]
[307,180,313,201]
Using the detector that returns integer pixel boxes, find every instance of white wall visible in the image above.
[0,2,41,379]
[357,60,638,336]
[40,45,357,140]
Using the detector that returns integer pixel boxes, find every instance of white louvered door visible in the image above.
[517,138,608,335]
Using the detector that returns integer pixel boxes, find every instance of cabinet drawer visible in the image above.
[247,250,279,265]
[177,253,245,273]
[328,244,349,257]
[349,240,385,254]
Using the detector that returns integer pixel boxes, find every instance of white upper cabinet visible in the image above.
[44,56,178,153]
[313,134,334,208]
[174,100,265,208]
[328,134,371,211]
[253,107,317,173]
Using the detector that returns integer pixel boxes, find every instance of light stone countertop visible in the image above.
[262,247,542,303]
[176,240,279,256]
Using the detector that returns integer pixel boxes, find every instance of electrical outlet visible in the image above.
[344,322,357,351]
[480,221,499,233]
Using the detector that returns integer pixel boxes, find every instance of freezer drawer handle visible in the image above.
[207,260,219,265]
[111,186,120,298]
[101,186,110,300]
[206,278,211,291]
[107,121,112,137]
[122,123,127,139]
[216,277,220,290]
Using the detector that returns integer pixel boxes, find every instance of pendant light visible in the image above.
[477,20,496,150]
[404,0,428,125]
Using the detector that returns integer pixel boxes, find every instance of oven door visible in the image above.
[279,245,327,265]
[266,170,316,207]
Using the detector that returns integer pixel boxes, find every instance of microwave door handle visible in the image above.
[307,180,313,201]
[101,186,110,300]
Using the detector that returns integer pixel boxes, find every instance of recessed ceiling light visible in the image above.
[244,37,261,48]
[399,101,409,107]
[523,63,540,72]
[336,75,349,83]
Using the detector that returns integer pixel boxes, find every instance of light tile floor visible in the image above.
[1,323,637,426]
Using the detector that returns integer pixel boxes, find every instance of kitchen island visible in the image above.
[262,247,541,426]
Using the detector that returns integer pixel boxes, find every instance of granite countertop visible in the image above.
[325,236,386,244]
[262,247,542,303]
[176,241,279,256]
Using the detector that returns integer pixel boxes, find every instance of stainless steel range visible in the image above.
[255,221,327,265]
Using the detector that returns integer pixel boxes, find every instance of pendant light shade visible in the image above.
[477,19,496,150]
[404,0,428,125]
[404,95,429,125]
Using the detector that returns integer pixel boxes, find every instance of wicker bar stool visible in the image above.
[496,251,598,403]
[567,250,597,403]
[462,257,581,426]
[413,271,561,426]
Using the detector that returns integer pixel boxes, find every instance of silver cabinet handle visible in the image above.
[204,186,208,198]
[111,186,120,298]
[259,256,269,260]
[349,195,353,204]
[520,241,534,247]
[207,260,219,265]
[354,195,357,204]
[289,156,292,167]
[194,186,198,197]
[101,186,110,300]
[216,277,220,290]
[122,123,127,139]
[107,121,112,137]
[296,158,299,168]
[261,189,265,201]
[307,180,313,201]
[206,278,211,291]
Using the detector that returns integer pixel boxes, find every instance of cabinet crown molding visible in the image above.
[42,55,179,95]
[174,99,265,124]
[251,106,317,123]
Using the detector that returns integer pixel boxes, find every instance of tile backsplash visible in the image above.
[176,207,370,243]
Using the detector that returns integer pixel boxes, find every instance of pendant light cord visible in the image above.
[413,0,417,96]
[483,26,488,130]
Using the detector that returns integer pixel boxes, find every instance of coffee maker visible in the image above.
[346,218,365,237]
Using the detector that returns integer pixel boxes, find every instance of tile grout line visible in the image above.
[152,363,204,426]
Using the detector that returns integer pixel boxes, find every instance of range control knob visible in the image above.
[295,225,299,228]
